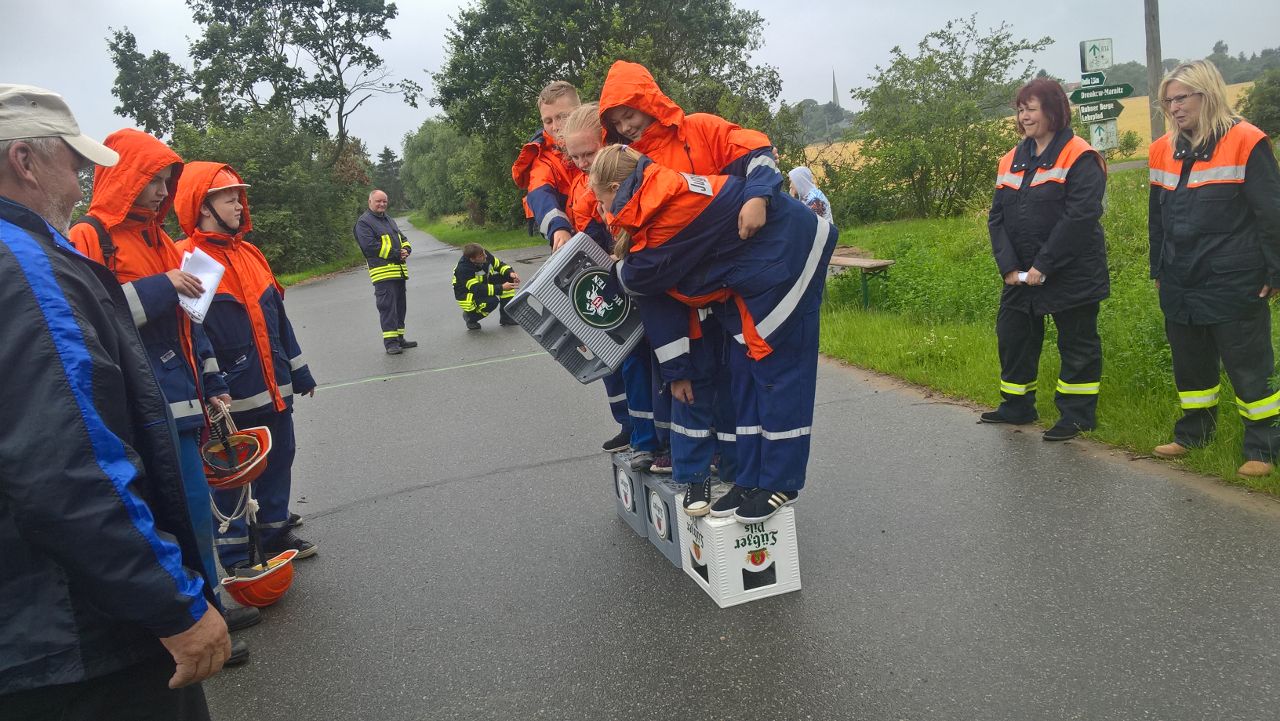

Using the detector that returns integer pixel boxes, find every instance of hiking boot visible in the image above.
[649,452,672,474]
[398,339,419,349]
[385,343,402,355]
[627,450,653,471]
[980,409,1036,424]
[223,605,261,633]
[226,638,250,667]
[1238,460,1275,478]
[466,320,481,331]
[265,531,318,560]
[601,428,631,453]
[1152,442,1188,458]
[684,480,712,517]
[1043,420,1086,442]
[733,488,798,524]
[709,484,750,518]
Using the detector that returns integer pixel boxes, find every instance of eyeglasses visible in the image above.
[1162,92,1202,108]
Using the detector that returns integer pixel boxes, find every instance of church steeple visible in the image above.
[831,69,840,107]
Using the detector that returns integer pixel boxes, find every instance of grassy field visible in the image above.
[407,212,542,252]
[820,167,1280,494]
[277,244,364,287]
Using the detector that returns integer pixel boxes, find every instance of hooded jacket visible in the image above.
[610,155,837,380]
[173,162,316,418]
[1,196,214,695]
[512,129,579,243]
[68,129,228,431]
[598,61,781,200]
[566,171,614,252]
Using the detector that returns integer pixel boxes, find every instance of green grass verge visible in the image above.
[822,167,1280,494]
[277,245,365,287]
[406,212,542,252]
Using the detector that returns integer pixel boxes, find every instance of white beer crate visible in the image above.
[610,453,648,538]
[505,232,644,383]
[677,504,802,608]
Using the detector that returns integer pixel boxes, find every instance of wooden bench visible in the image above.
[827,256,895,309]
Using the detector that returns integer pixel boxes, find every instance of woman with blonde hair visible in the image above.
[1148,59,1280,477]
[590,144,837,523]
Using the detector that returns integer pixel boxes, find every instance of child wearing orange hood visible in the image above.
[172,162,319,572]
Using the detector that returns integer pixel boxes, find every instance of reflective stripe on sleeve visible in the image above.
[289,353,307,371]
[228,383,293,413]
[746,154,780,176]
[539,209,569,237]
[203,357,220,374]
[121,281,148,328]
[654,337,690,363]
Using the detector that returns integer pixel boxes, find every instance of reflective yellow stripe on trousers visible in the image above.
[1178,384,1220,410]
[1237,389,1280,420]
[1000,379,1037,396]
[1056,379,1100,395]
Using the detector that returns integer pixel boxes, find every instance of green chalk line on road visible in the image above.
[319,351,545,391]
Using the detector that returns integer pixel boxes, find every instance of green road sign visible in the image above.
[1070,83,1134,104]
[1077,100,1125,123]
[1080,71,1106,88]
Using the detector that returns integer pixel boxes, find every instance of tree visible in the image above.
[850,15,1052,218]
[370,147,406,210]
[400,120,477,221]
[1240,68,1280,137]
[431,0,790,225]
[109,0,421,160]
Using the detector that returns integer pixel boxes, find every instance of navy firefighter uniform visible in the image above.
[1149,120,1280,461]
[988,127,1109,430]
[452,249,517,326]
[608,153,837,518]
[353,209,413,351]
[174,162,318,569]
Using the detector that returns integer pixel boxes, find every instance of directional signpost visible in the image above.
[1074,38,1129,151]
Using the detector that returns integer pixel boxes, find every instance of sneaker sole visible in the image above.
[602,444,631,453]
[683,502,711,517]
[271,545,318,560]
[650,467,673,475]
[708,506,739,518]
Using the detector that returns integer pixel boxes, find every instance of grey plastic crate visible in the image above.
[506,232,645,383]
[611,453,648,538]
[643,476,686,567]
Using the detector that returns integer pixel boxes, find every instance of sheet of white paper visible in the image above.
[179,249,225,323]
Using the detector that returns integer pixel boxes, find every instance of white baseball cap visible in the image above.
[0,84,118,167]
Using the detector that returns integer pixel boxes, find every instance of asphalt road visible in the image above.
[205,219,1280,721]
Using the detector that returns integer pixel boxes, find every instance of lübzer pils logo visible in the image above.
[616,469,634,511]
[745,548,771,568]
[648,491,667,539]
[570,269,629,329]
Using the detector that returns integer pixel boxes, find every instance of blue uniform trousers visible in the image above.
[601,367,632,433]
[177,430,221,597]
[650,356,672,450]
[621,342,658,452]
[671,318,738,484]
[728,308,820,492]
[212,409,296,568]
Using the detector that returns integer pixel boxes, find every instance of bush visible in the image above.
[1239,68,1280,137]
[171,110,367,274]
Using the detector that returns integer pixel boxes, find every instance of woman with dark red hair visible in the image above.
[982,77,1110,441]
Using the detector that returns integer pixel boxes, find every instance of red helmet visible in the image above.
[221,549,298,607]
[202,401,272,490]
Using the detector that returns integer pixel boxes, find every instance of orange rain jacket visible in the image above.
[68,129,227,431]
[598,61,781,200]
[173,162,316,418]
[512,129,579,244]
[609,155,836,379]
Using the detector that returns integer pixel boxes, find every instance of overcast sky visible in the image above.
[3,0,1277,155]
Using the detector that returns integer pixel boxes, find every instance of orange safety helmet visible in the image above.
[202,400,272,490]
[221,549,298,607]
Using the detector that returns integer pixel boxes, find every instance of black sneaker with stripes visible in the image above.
[709,484,749,518]
[732,488,798,523]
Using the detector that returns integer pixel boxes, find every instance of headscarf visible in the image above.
[788,166,818,198]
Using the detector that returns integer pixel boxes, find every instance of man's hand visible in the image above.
[509,271,520,283]
[400,248,410,261]
[502,281,517,291]
[737,197,768,239]
[207,394,232,410]
[552,229,572,250]
[670,379,694,404]
[1260,285,1280,299]
[166,270,204,298]
[159,608,230,689]
[301,387,316,398]
[1003,270,1023,286]
[1024,267,1045,286]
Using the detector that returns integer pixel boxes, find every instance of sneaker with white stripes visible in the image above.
[732,488,798,523]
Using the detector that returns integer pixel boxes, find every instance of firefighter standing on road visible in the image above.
[354,189,414,355]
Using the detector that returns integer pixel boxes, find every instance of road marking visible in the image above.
[320,351,544,391]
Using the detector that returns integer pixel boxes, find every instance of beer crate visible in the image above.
[610,452,648,538]
[677,504,802,608]
[505,232,644,383]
